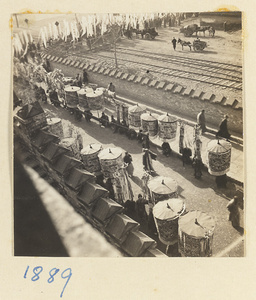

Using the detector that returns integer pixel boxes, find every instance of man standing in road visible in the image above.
[172,37,177,50]
[106,82,116,99]
[197,109,207,133]
[227,196,240,229]
[216,115,231,139]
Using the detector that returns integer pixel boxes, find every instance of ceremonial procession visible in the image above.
[13,11,244,257]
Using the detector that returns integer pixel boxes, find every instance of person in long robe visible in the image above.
[84,110,92,122]
[142,134,150,149]
[227,196,240,228]
[217,115,231,139]
[74,73,82,87]
[123,199,137,221]
[142,149,156,173]
[82,69,89,85]
[172,37,177,50]
[137,129,144,143]
[110,115,118,133]
[106,82,116,99]
[197,109,207,133]
[49,89,60,107]
[162,141,172,156]
[192,156,202,179]
[99,112,109,127]
[123,151,134,177]
[147,207,158,237]
[76,132,83,151]
[136,194,148,224]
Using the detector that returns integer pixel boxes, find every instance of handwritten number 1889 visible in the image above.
[24,266,72,298]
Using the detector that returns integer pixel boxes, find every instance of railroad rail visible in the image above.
[94,47,242,91]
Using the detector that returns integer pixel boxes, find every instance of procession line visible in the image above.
[214,236,244,257]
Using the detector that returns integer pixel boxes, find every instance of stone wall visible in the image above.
[48,56,243,135]
[14,109,166,257]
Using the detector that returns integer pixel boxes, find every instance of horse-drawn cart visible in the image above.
[180,24,198,37]
[180,24,214,37]
[193,39,207,51]
[178,38,207,51]
[143,28,159,40]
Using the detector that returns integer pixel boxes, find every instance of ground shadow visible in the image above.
[235,226,244,235]
[130,175,142,186]
[155,149,210,189]
[214,182,243,205]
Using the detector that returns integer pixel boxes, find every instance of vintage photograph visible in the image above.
[13,11,244,257]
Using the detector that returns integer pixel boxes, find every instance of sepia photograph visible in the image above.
[12,11,244,258]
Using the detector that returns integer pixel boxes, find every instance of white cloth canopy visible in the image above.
[98,147,122,160]
[128,103,147,113]
[153,198,185,220]
[178,210,215,238]
[141,113,157,121]
[81,143,102,155]
[148,176,178,195]
[207,139,232,153]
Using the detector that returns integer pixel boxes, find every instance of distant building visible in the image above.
[181,11,242,31]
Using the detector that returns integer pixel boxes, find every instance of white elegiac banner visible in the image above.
[52,23,59,40]
[81,16,87,37]
[43,26,48,41]
[49,23,53,39]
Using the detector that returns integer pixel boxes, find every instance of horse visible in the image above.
[195,26,210,37]
[177,38,192,51]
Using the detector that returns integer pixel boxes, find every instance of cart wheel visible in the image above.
[145,33,151,40]
[193,44,201,51]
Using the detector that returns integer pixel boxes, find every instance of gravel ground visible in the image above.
[42,101,244,257]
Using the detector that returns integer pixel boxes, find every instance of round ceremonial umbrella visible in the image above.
[141,112,158,136]
[207,139,232,153]
[64,86,80,108]
[153,198,185,220]
[178,210,215,238]
[148,176,178,195]
[82,143,102,155]
[77,88,89,111]
[141,112,157,121]
[81,143,102,174]
[98,147,123,179]
[86,90,104,113]
[64,86,80,92]
[178,210,215,257]
[128,103,147,128]
[128,103,147,113]
[98,147,122,160]
[158,113,178,141]
[153,198,186,248]
[207,139,232,176]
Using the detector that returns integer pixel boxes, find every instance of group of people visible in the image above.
[123,194,157,236]
[72,70,89,88]
[197,109,231,139]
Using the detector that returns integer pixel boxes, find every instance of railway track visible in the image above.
[94,47,242,91]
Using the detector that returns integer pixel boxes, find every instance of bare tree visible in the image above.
[108,24,122,68]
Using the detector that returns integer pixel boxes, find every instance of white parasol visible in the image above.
[81,143,102,155]
[128,103,147,113]
[98,147,123,160]
[148,176,178,195]
[178,210,215,238]
[153,198,185,220]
